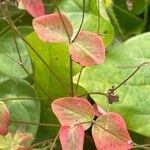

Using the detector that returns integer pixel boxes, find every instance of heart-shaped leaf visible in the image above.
[0,101,10,136]
[21,0,45,18]
[74,32,150,137]
[51,97,95,130]
[60,125,84,150]
[70,31,105,66]
[92,112,133,150]
[32,13,73,43]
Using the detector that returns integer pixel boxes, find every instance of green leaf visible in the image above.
[74,32,150,137]
[113,3,144,35]
[0,26,32,79]
[0,79,40,138]
[58,0,114,47]
[26,32,82,140]
[114,0,145,15]
[26,32,80,98]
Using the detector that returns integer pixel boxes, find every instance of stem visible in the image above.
[52,0,71,43]
[50,131,60,150]
[143,0,149,31]
[10,120,60,127]
[75,66,84,94]
[70,56,74,96]
[0,12,26,35]
[97,0,100,33]
[1,97,49,101]
[0,2,51,97]
[0,4,70,95]
[30,139,52,148]
[132,143,150,149]
[114,62,150,91]
[79,92,106,97]
[71,0,85,42]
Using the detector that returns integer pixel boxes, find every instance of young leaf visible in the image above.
[70,31,105,66]
[92,112,133,150]
[32,13,73,43]
[21,0,45,18]
[0,131,32,149]
[60,125,84,150]
[51,97,95,130]
[0,101,10,136]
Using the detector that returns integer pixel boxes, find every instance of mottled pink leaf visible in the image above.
[0,101,10,136]
[92,112,133,150]
[70,31,105,66]
[51,97,95,130]
[60,125,84,150]
[32,13,73,43]
[21,0,45,18]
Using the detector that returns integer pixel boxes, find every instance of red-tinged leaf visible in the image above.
[51,97,95,130]
[70,31,105,66]
[0,101,10,136]
[92,112,133,150]
[60,125,84,150]
[32,13,73,43]
[21,0,45,18]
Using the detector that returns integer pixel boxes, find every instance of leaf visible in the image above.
[0,101,9,136]
[58,0,114,47]
[92,112,133,150]
[113,3,144,35]
[0,79,40,138]
[26,32,82,139]
[0,26,32,79]
[21,0,45,18]
[74,32,150,137]
[70,31,105,66]
[0,131,32,149]
[51,97,95,130]
[32,13,73,43]
[60,125,84,150]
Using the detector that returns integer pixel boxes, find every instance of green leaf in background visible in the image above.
[0,79,40,138]
[112,2,145,36]
[58,0,114,47]
[74,32,150,137]
[0,26,32,79]
[114,0,145,15]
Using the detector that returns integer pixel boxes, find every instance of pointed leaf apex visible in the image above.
[0,101,10,136]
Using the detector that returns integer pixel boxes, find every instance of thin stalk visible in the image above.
[0,4,70,95]
[0,12,26,35]
[132,143,150,149]
[50,131,60,150]
[143,0,149,31]
[79,92,106,97]
[97,0,100,33]
[71,0,85,42]
[113,62,150,91]
[75,66,84,94]
[30,139,52,148]
[10,120,60,127]
[52,0,71,43]
[1,97,49,101]
[0,2,50,97]
[69,56,74,96]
